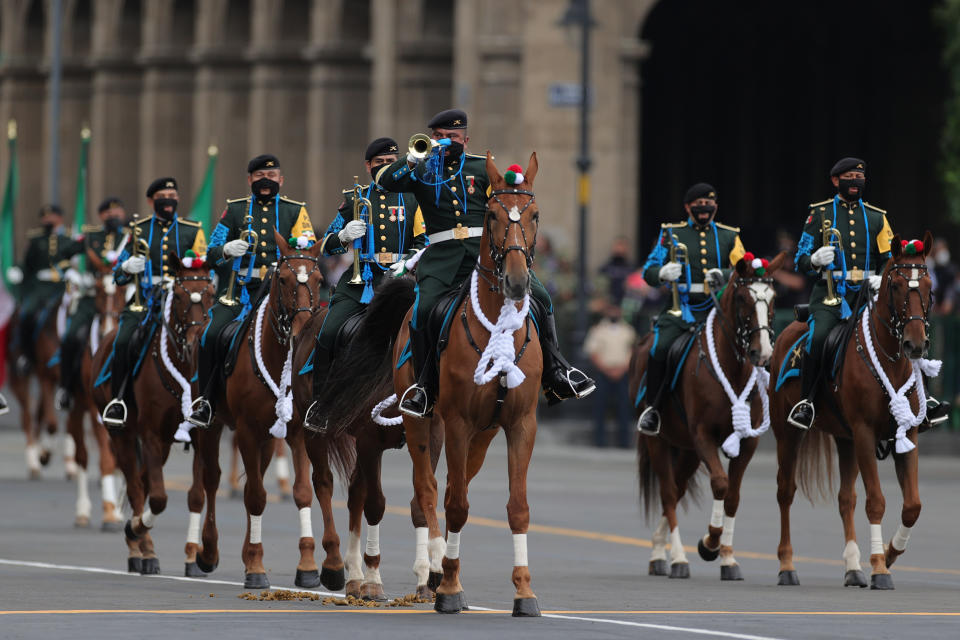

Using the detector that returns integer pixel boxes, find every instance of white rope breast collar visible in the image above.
[254,292,294,439]
[469,269,530,389]
[163,293,196,444]
[860,309,941,454]
[89,315,101,356]
[705,307,771,458]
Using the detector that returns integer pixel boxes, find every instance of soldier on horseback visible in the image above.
[6,204,84,377]
[787,157,948,430]
[100,178,207,427]
[636,183,745,436]
[374,108,595,418]
[302,137,425,431]
[188,154,315,428]
[55,197,127,410]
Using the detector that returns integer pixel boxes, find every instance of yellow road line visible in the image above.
[2,609,959,617]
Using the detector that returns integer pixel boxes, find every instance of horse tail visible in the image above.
[321,277,417,433]
[323,429,357,486]
[637,437,658,523]
[796,428,835,503]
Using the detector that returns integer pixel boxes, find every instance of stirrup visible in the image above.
[187,397,212,428]
[566,367,596,399]
[0,392,9,416]
[303,400,328,434]
[102,398,128,429]
[636,406,661,436]
[55,388,72,411]
[925,397,949,427]
[786,400,814,430]
[15,355,30,377]
[399,384,432,418]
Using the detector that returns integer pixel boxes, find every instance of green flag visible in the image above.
[1,120,19,293]
[190,145,218,230]
[73,126,90,270]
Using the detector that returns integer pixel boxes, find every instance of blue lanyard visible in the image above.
[831,195,871,273]
[144,215,180,293]
[247,196,281,261]
[420,152,467,207]
[362,184,408,270]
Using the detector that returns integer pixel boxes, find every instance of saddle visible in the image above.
[666,327,700,391]
[219,274,273,379]
[429,277,472,361]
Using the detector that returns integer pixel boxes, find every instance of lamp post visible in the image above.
[47,0,63,205]
[559,0,594,350]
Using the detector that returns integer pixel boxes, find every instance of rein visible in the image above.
[269,253,321,346]
[708,276,774,363]
[159,274,212,363]
[476,188,538,293]
[870,262,931,363]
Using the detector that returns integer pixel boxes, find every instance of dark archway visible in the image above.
[639,1,948,255]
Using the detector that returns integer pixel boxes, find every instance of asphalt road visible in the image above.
[1,405,958,639]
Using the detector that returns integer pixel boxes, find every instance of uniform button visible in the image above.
[850,242,856,248]
[455,212,461,216]
[851,254,857,260]
[162,244,168,249]
[260,241,267,246]
[379,214,385,219]
[701,258,707,264]
[451,186,457,192]
[260,229,267,235]
[262,206,268,212]
[456,223,463,228]
[700,248,707,254]
[448,166,455,172]
[849,230,856,236]
[380,235,386,241]
[699,231,706,237]
[380,247,387,252]
[380,204,386,209]
[261,217,268,223]
[379,224,385,230]
[162,265,169,271]
[700,240,706,246]
[261,252,267,258]
[840,202,847,208]
[452,200,459,205]
[380,195,386,200]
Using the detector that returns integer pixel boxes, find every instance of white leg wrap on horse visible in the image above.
[870,523,883,556]
[363,564,383,585]
[275,454,290,480]
[249,514,263,544]
[669,526,687,563]
[141,507,155,529]
[413,527,429,583]
[186,512,202,545]
[843,540,861,571]
[445,531,461,560]
[651,516,669,561]
[710,500,724,528]
[76,469,91,518]
[346,531,363,582]
[365,523,380,557]
[892,524,912,552]
[64,436,76,458]
[428,536,446,572]
[513,533,529,567]
[101,474,117,505]
[298,507,312,539]
[40,431,53,452]
[25,444,40,471]
[720,515,735,547]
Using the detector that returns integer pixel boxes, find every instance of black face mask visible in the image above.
[369,163,389,179]
[41,222,55,234]
[104,217,123,233]
[153,198,177,219]
[838,177,865,201]
[251,178,280,200]
[690,204,716,222]
[444,141,464,161]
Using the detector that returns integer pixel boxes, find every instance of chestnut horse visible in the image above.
[190,230,341,590]
[769,233,934,590]
[91,257,215,574]
[630,253,787,580]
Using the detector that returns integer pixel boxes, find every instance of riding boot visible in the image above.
[637,356,667,436]
[304,344,333,433]
[787,351,819,430]
[399,323,436,418]
[188,342,217,428]
[0,392,9,416]
[532,301,596,405]
[56,333,81,410]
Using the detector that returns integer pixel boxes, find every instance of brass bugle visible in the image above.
[128,213,147,312]
[349,176,373,285]
[219,213,258,306]
[821,218,843,307]
[667,241,688,317]
[408,133,437,161]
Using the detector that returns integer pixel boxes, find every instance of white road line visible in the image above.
[0,557,785,639]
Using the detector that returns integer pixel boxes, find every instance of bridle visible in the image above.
[711,276,775,363]
[270,253,322,346]
[162,273,213,362]
[476,187,538,293]
[870,260,931,363]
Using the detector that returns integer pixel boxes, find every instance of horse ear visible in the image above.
[922,230,934,258]
[735,258,748,278]
[766,251,789,275]
[308,234,325,258]
[486,151,505,190]
[275,228,291,257]
[524,151,538,187]
[891,234,902,259]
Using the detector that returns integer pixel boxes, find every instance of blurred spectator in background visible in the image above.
[534,232,579,353]
[599,236,635,306]
[768,229,806,333]
[928,238,958,314]
[621,269,662,333]
[584,302,636,448]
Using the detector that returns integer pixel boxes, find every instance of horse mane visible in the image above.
[319,277,417,433]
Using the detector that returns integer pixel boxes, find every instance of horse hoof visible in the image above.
[101,520,123,533]
[777,570,800,586]
[870,573,894,590]
[720,564,744,581]
[844,569,868,588]
[74,516,91,529]
[184,562,206,578]
[345,580,363,598]
[648,559,668,576]
[195,554,218,574]
[698,538,720,562]
[669,562,690,579]
[320,566,345,591]
[244,572,270,589]
[434,591,466,614]
[361,583,388,602]
[229,488,243,500]
[427,571,443,592]
[295,569,322,589]
[127,558,143,573]
[28,469,41,481]
[140,558,160,575]
[415,584,434,599]
[39,451,51,466]
[512,597,541,617]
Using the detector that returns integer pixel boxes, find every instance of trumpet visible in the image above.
[667,241,688,317]
[128,213,151,313]
[348,176,373,285]
[408,133,437,162]
[821,217,843,307]
[219,212,258,306]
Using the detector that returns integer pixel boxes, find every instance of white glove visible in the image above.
[659,262,683,282]
[406,152,419,165]
[390,261,407,278]
[338,220,367,244]
[121,256,146,274]
[223,239,249,258]
[705,268,724,290]
[64,268,83,286]
[810,246,835,268]
[869,274,882,293]
[6,266,23,284]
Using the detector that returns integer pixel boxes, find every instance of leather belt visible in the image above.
[427,226,483,244]
[822,268,865,283]
[365,252,400,265]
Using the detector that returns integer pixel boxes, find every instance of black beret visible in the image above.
[97,197,123,213]
[830,157,866,177]
[38,203,63,217]
[247,154,280,173]
[146,177,178,198]
[365,137,400,161]
[427,108,468,130]
[683,182,717,204]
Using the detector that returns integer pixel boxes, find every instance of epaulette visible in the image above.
[863,201,887,214]
[279,195,306,206]
[660,222,686,229]
[136,217,152,225]
[226,196,251,204]
[25,227,44,238]
[465,152,487,159]
[808,199,833,209]
[715,222,740,233]
[81,224,103,233]
[178,218,202,228]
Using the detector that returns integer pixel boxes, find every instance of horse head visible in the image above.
[87,248,126,332]
[728,251,788,366]
[166,252,215,353]
[272,228,324,340]
[882,232,933,359]
[483,151,540,302]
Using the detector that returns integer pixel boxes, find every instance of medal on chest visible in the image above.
[466,175,476,195]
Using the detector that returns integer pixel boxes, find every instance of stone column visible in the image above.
[368,0,397,137]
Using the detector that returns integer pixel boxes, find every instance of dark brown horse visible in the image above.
[769,233,933,590]
[630,253,787,580]
[91,256,215,574]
